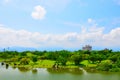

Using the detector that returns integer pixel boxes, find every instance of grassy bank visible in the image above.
[1,60,96,69]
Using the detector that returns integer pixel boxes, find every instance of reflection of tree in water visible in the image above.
[47,68,83,74]
[47,68,66,74]
[0,62,9,69]
[6,64,9,69]
[1,62,4,66]
[18,67,31,72]
[68,68,83,74]
[32,68,38,74]
[12,63,18,69]
[12,66,17,69]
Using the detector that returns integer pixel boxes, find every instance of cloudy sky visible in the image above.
[0,0,120,50]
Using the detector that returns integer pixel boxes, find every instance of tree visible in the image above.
[116,60,120,67]
[0,52,10,59]
[96,54,105,63]
[45,51,59,60]
[32,56,38,63]
[20,57,30,65]
[88,52,98,63]
[109,54,118,63]
[11,57,19,62]
[57,56,67,65]
[83,50,91,54]
[71,54,83,65]
[19,52,27,56]
[97,60,113,71]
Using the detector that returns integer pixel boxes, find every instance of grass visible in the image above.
[35,60,55,68]
[81,60,97,67]
[1,59,97,68]
[0,59,4,62]
[34,60,97,68]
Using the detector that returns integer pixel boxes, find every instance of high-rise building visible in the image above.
[82,45,92,51]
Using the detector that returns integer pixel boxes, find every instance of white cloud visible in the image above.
[87,18,98,25]
[0,24,120,49]
[88,18,93,23]
[31,5,46,20]
[0,24,4,27]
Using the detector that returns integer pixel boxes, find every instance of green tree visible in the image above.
[71,54,82,65]
[97,60,113,71]
[109,54,118,63]
[20,57,30,65]
[88,52,98,63]
[57,56,67,65]
[32,56,38,63]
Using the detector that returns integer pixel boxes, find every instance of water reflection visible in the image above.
[6,64,9,69]
[0,64,120,80]
[0,62,9,69]
[79,67,87,75]
[32,68,38,74]
[47,68,83,74]
[1,62,4,66]
[18,67,31,72]
[12,66,17,69]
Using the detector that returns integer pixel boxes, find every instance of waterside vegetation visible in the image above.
[0,49,120,72]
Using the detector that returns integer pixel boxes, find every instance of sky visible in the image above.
[0,0,120,51]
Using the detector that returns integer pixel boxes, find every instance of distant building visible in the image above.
[104,48,109,51]
[82,45,92,51]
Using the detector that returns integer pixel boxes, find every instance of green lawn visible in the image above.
[34,60,55,68]
[23,60,80,68]
[1,59,97,68]
[81,60,97,67]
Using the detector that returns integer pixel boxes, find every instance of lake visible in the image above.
[0,63,120,80]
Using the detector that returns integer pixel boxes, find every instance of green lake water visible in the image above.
[0,64,120,80]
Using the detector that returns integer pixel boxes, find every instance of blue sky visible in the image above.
[0,0,120,50]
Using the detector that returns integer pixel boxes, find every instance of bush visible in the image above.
[109,68,120,72]
[97,60,113,71]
